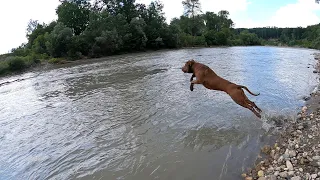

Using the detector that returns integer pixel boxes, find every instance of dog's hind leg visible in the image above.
[245,99,262,113]
[229,91,261,118]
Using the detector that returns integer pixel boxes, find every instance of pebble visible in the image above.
[309,135,314,138]
[258,170,264,177]
[269,175,277,180]
[311,113,314,118]
[261,145,271,154]
[298,125,304,130]
[299,168,303,172]
[274,171,279,176]
[286,160,294,171]
[297,130,302,134]
[313,156,320,160]
[278,156,284,163]
[268,167,274,172]
[307,173,312,179]
[312,174,318,179]
[241,173,247,178]
[302,106,308,112]
[270,150,275,158]
[284,149,290,158]
[279,171,288,178]
[288,171,295,176]
[289,150,297,157]
[291,176,302,180]
[258,177,266,180]
[245,177,253,180]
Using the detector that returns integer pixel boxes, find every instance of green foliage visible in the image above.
[7,57,27,71]
[180,33,206,47]
[0,61,9,75]
[48,57,64,64]
[4,0,320,77]
[239,30,261,45]
[56,0,90,35]
[164,24,182,48]
[128,18,148,50]
[46,23,73,57]
[92,29,123,56]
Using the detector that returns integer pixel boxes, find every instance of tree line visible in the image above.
[1,0,320,75]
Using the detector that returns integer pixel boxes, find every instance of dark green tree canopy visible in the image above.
[3,0,320,77]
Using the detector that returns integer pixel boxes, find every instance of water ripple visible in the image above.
[0,47,319,180]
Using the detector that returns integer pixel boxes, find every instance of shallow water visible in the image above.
[0,46,318,180]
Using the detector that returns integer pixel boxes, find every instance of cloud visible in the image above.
[236,0,320,28]
[0,0,59,54]
[265,0,320,28]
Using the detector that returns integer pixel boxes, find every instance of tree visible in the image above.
[182,0,201,18]
[239,30,260,45]
[204,12,219,31]
[26,19,39,36]
[97,0,140,23]
[46,23,73,57]
[56,0,91,35]
[92,29,123,56]
[127,18,148,50]
[182,0,202,37]
[218,10,234,29]
[143,1,167,49]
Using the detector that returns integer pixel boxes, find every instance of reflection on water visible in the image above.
[0,46,318,180]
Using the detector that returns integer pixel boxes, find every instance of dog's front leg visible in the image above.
[190,79,203,91]
[190,74,195,82]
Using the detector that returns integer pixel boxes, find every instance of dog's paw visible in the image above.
[190,84,194,91]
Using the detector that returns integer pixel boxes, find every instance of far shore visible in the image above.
[1,45,319,86]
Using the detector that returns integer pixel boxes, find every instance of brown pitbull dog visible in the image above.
[182,59,262,118]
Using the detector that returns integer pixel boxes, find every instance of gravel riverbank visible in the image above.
[241,53,320,180]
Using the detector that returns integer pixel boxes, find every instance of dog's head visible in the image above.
[182,59,195,73]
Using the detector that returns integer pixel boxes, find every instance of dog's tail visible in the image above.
[238,85,260,96]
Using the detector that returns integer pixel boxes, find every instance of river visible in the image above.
[0,46,318,180]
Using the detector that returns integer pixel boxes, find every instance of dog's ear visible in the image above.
[188,59,195,67]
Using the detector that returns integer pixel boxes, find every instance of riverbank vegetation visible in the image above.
[1,0,320,76]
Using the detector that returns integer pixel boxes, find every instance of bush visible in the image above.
[7,57,27,71]
[180,33,206,47]
[67,51,82,60]
[229,38,243,46]
[48,57,64,64]
[0,61,9,75]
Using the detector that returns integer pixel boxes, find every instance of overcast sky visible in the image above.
[1,0,320,54]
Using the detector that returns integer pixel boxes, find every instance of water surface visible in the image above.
[0,46,318,180]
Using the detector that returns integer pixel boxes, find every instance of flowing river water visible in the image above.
[0,46,319,180]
